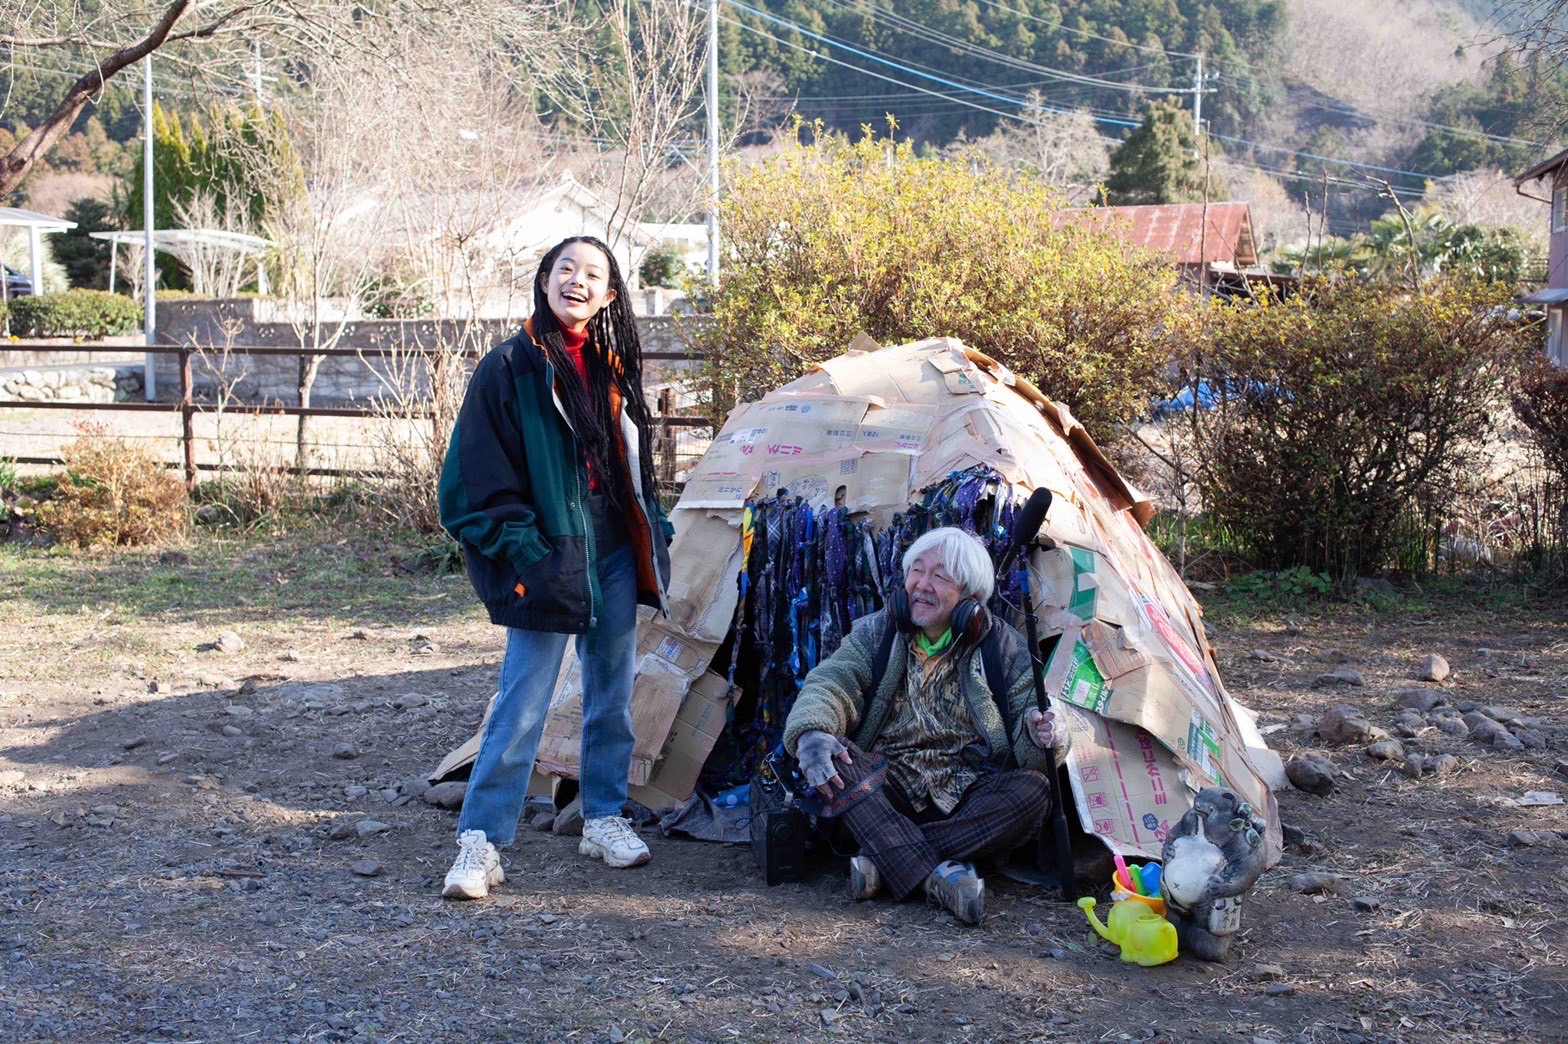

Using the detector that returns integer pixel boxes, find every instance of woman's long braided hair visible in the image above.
[530,236,660,520]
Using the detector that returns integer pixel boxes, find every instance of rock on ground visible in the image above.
[422,781,467,809]
[1417,653,1450,682]
[1316,705,1374,745]
[1286,754,1337,796]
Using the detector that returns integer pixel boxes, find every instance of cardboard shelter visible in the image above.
[433,337,1285,865]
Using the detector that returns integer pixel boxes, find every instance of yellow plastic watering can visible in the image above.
[1078,896,1178,967]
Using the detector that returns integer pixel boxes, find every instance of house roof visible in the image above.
[1058,201,1257,266]
[1514,146,1568,186]
[0,207,77,232]
[89,229,272,255]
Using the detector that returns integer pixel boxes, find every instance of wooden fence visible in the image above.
[0,342,714,486]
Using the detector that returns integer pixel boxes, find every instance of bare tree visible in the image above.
[1499,1,1568,140]
[542,0,711,256]
[949,96,1113,204]
[1502,1,1568,64]
[0,0,569,198]
[171,191,255,296]
[263,27,568,470]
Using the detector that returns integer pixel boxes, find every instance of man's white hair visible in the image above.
[901,527,995,603]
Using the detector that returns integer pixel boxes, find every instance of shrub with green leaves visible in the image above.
[1178,277,1533,580]
[694,128,1188,439]
[7,289,143,337]
[639,244,689,289]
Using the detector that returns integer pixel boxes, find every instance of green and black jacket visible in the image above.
[438,320,673,632]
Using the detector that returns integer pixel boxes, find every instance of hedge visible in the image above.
[7,290,143,337]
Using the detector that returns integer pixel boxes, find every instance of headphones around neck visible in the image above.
[887,585,991,646]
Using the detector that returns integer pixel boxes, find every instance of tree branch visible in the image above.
[0,0,193,198]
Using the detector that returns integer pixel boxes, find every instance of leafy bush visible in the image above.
[695,127,1188,439]
[7,289,143,337]
[1178,277,1533,581]
[1228,566,1333,601]
[639,244,689,289]
[33,423,187,548]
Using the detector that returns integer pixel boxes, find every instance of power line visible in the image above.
[724,3,1140,128]
[812,0,1193,95]
[728,4,1452,187]
[745,0,1548,153]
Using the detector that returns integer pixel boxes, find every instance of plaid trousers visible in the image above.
[835,743,1053,900]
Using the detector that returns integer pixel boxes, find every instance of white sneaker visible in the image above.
[579,815,651,868]
[442,829,503,899]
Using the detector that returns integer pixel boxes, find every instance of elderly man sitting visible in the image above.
[782,527,1068,925]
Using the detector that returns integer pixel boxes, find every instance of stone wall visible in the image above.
[0,364,144,403]
[150,299,699,405]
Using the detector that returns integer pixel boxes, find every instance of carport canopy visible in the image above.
[0,207,78,295]
[89,229,272,295]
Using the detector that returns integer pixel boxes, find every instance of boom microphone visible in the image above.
[996,487,1053,579]
[1010,487,1053,549]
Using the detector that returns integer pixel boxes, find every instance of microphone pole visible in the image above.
[1006,488,1078,902]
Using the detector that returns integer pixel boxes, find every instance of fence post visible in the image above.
[657,388,676,487]
[180,345,196,489]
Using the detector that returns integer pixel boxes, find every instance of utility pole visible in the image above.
[705,0,720,288]
[143,55,157,401]
[249,42,277,106]
[1192,53,1204,141]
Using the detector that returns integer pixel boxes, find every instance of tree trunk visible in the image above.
[297,352,325,474]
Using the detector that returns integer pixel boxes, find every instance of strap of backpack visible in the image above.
[862,615,897,708]
[980,626,1014,762]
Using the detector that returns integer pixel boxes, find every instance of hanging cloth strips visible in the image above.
[722,464,1031,783]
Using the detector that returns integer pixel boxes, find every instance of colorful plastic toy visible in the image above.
[1078,896,1179,967]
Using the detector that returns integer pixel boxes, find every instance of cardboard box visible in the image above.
[628,670,732,812]
[1061,705,1185,859]
[535,616,717,786]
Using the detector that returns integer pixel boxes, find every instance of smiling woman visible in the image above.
[435,234,676,899]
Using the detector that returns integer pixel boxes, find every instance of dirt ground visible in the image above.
[1,532,1565,1043]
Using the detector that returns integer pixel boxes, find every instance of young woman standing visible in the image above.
[437,236,673,898]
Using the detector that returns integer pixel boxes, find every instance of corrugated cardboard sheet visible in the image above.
[436,337,1283,867]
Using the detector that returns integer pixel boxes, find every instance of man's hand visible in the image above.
[1025,707,1064,750]
[797,730,853,798]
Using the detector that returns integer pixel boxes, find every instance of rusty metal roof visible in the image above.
[1514,146,1568,186]
[1059,201,1257,266]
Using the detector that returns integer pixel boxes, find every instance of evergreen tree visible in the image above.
[54,198,120,290]
[119,103,192,288]
[119,102,304,291]
[1103,98,1227,205]
[1409,54,1568,177]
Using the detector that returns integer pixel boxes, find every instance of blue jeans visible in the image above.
[457,537,640,846]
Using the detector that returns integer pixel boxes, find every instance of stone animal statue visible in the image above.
[1078,896,1178,967]
[1159,787,1269,961]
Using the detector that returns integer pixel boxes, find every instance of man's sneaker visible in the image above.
[580,816,651,868]
[848,855,881,901]
[924,860,984,924]
[442,829,503,900]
